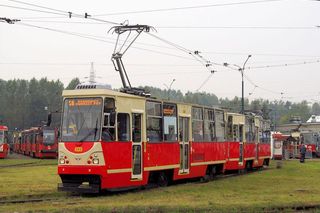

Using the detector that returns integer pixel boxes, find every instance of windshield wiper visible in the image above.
[79,118,99,142]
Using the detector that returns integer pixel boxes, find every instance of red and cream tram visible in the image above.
[58,87,271,193]
[0,125,9,159]
[17,126,58,158]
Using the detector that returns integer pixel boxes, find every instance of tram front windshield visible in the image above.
[43,130,55,145]
[62,98,102,142]
[0,131,3,144]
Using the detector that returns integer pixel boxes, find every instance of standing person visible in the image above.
[300,142,306,163]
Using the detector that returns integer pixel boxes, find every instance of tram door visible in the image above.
[179,117,189,174]
[239,125,244,165]
[132,113,142,179]
[255,127,259,163]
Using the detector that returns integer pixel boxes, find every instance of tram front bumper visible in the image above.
[58,182,100,194]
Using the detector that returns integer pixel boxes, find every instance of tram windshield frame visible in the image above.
[43,129,55,145]
[61,97,103,142]
[0,131,4,144]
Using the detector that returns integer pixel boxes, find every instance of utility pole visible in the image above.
[89,62,96,84]
[240,55,252,114]
[223,55,252,114]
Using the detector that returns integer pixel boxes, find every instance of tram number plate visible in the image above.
[74,147,83,152]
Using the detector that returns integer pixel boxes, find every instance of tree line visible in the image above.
[0,78,319,130]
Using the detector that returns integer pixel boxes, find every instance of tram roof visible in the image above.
[62,89,145,100]
[0,125,8,131]
[62,88,224,111]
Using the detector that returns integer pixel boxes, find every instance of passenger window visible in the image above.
[204,109,215,141]
[117,113,130,142]
[132,113,142,143]
[192,107,203,141]
[163,103,177,142]
[215,110,225,142]
[146,101,163,142]
[102,98,116,142]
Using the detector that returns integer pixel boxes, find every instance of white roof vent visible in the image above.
[75,83,112,90]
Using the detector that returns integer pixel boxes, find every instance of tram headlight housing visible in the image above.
[59,158,65,164]
[92,158,99,164]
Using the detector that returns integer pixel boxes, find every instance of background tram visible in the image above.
[0,125,9,159]
[300,132,320,158]
[57,86,271,193]
[14,126,58,158]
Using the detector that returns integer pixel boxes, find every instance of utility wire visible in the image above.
[0,4,66,16]
[247,59,320,69]
[19,20,320,31]
[17,22,115,43]
[156,26,319,30]
[0,62,205,67]
[243,74,282,95]
[7,0,70,15]
[13,22,202,62]
[2,1,121,25]
[16,16,67,19]
[147,32,218,90]
[95,0,284,16]
[222,61,284,96]
[203,51,320,58]
[196,72,215,91]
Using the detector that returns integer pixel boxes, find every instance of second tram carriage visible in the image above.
[301,132,320,158]
[14,126,58,158]
[57,86,271,193]
[0,125,9,159]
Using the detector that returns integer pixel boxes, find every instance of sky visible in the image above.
[0,0,319,103]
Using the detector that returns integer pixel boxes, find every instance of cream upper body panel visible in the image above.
[58,142,105,166]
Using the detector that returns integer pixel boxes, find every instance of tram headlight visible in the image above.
[59,158,65,164]
[92,158,99,164]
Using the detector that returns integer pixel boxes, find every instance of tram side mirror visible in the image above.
[46,113,52,127]
[110,112,116,126]
[104,112,116,127]
[104,113,110,127]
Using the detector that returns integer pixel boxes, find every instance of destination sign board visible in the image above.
[68,98,102,107]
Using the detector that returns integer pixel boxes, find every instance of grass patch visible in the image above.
[0,158,57,167]
[0,159,319,212]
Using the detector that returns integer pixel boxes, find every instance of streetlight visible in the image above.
[224,55,252,114]
[163,79,176,100]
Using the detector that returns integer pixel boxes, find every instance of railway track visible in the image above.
[0,198,57,205]
[0,162,56,169]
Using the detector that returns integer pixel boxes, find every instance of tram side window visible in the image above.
[204,109,215,141]
[163,103,177,142]
[215,110,225,142]
[233,125,240,141]
[192,107,204,141]
[260,131,270,143]
[254,127,258,142]
[102,98,116,142]
[132,113,142,143]
[31,133,35,144]
[245,117,254,142]
[146,101,163,142]
[4,131,8,144]
[117,113,130,141]
[226,116,233,141]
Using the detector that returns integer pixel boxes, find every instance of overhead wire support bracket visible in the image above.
[0,17,20,24]
[109,24,155,97]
